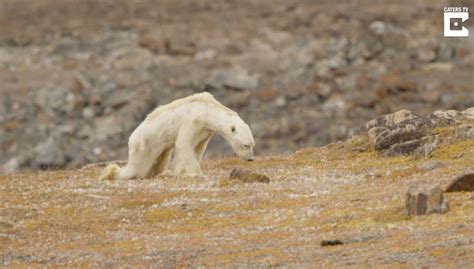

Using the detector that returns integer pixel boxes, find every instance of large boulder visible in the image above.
[405,184,449,216]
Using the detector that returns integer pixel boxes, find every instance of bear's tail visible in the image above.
[99,164,121,180]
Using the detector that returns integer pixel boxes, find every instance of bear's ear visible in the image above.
[231,126,236,133]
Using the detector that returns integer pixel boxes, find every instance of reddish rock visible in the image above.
[255,89,279,102]
[445,173,474,192]
[139,34,164,54]
[229,168,270,184]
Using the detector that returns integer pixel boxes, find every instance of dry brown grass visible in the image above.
[1,135,474,267]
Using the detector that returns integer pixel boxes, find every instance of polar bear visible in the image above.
[99,92,255,180]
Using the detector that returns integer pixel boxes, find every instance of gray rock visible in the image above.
[82,107,96,119]
[347,34,383,61]
[374,124,426,153]
[205,66,259,91]
[417,160,443,171]
[432,109,460,120]
[369,21,410,49]
[32,137,67,169]
[445,173,474,192]
[466,128,474,139]
[406,184,449,216]
[94,116,127,141]
[368,127,385,144]
[3,158,20,173]
[461,107,474,120]
[437,43,453,61]
[365,109,418,130]
[418,48,436,62]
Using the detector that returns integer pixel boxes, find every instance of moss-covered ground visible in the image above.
[1,135,473,267]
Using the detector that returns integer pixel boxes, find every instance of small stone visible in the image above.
[138,34,164,54]
[255,89,279,102]
[437,43,453,61]
[405,184,449,216]
[418,49,436,62]
[82,107,95,119]
[0,221,14,228]
[422,62,453,72]
[466,129,474,139]
[321,239,344,247]
[347,34,383,61]
[274,96,286,108]
[229,168,270,184]
[33,137,67,169]
[445,173,474,192]
[461,107,474,120]
[206,66,259,91]
[433,109,459,120]
[417,160,442,171]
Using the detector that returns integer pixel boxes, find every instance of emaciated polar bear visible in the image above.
[99,92,255,180]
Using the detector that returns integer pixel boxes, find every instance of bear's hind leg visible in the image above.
[148,147,173,178]
[119,143,159,179]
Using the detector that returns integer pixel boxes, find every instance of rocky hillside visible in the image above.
[1,108,474,267]
[1,0,473,173]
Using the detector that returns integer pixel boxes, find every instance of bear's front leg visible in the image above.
[172,148,202,176]
[171,122,203,176]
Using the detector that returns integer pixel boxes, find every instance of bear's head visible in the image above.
[224,117,255,161]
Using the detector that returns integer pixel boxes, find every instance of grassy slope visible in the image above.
[1,135,474,267]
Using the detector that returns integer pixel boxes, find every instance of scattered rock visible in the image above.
[417,160,443,171]
[321,239,344,247]
[422,62,453,72]
[229,168,270,184]
[418,48,436,62]
[445,173,474,192]
[365,108,473,156]
[32,137,67,169]
[365,109,418,130]
[405,184,449,216]
[437,43,453,61]
[164,36,196,56]
[0,221,14,228]
[205,67,259,91]
[461,107,474,119]
[466,129,474,139]
[348,34,383,61]
[433,110,459,120]
[139,34,164,54]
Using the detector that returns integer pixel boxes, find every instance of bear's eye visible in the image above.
[243,144,250,148]
[231,126,236,133]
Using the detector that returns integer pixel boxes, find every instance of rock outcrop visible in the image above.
[364,108,474,156]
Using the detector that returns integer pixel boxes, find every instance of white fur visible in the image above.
[99,92,255,180]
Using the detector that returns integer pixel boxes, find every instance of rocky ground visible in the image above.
[1,108,473,267]
[0,0,473,172]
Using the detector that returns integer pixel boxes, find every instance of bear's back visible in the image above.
[145,92,235,121]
